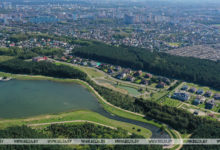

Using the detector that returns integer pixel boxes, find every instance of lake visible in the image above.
[0,79,170,139]
[0,80,102,118]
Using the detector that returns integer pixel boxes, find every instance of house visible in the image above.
[89,61,97,67]
[72,59,77,63]
[172,92,190,101]
[196,89,204,95]
[189,87,197,93]
[204,91,212,97]
[214,93,220,100]
[60,56,67,61]
[123,69,132,74]
[115,66,121,71]
[181,85,188,91]
[193,99,200,105]
[126,76,135,82]
[116,73,127,79]
[32,56,48,62]
[161,77,171,85]
[81,62,87,66]
[140,79,149,85]
[193,96,205,105]
[205,99,215,109]
[107,69,114,74]
[144,73,152,78]
[134,70,142,77]
[156,82,166,88]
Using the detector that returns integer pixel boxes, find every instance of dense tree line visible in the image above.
[0,47,63,59]
[74,42,220,89]
[0,59,87,80]
[0,124,162,150]
[182,124,220,150]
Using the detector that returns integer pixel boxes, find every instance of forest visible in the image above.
[74,42,220,90]
[0,124,161,150]
[0,59,87,80]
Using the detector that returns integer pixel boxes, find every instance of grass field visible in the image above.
[0,56,14,62]
[160,98,182,107]
[168,42,181,47]
[0,110,151,138]
[55,62,105,78]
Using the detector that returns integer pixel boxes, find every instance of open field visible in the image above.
[0,56,14,62]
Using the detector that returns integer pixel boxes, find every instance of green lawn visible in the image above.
[161,98,182,107]
[116,85,141,96]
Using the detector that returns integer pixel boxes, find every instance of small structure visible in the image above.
[156,82,166,88]
[196,89,204,95]
[205,99,215,109]
[204,91,212,97]
[189,87,197,93]
[181,85,188,91]
[172,92,190,101]
[32,56,48,62]
[214,94,220,100]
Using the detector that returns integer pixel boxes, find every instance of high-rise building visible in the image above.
[124,14,134,24]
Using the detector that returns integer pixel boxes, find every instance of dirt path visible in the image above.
[28,120,117,130]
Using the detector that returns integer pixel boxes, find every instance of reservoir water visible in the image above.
[0,80,170,139]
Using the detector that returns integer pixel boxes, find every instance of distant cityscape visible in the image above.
[0,0,220,60]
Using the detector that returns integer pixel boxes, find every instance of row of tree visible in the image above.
[0,47,63,59]
[74,41,220,90]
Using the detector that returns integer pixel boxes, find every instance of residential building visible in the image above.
[172,92,190,101]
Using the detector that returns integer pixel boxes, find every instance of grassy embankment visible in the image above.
[0,110,152,138]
